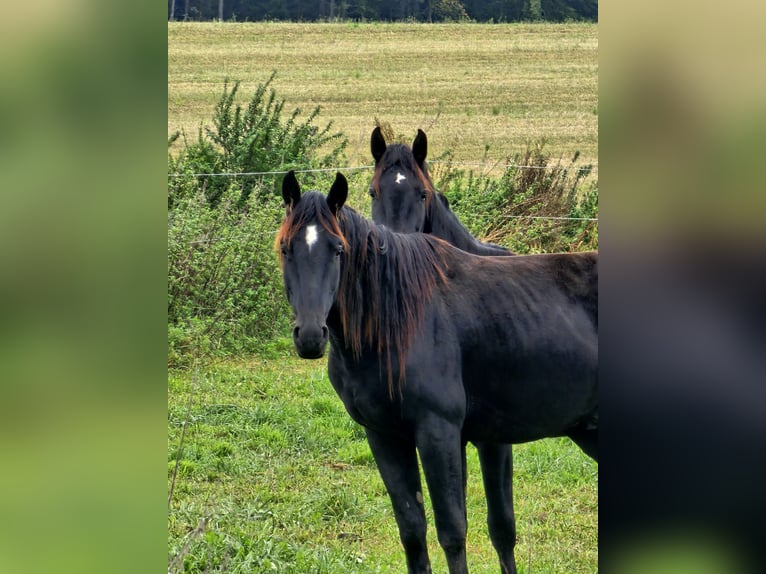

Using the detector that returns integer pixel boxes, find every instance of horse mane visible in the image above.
[277,191,450,399]
[370,143,436,212]
[338,206,450,398]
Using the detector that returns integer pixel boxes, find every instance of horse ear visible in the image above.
[327,172,348,215]
[413,129,428,166]
[371,126,387,164]
[282,170,301,209]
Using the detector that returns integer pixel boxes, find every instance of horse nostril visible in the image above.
[322,326,328,339]
[293,326,300,339]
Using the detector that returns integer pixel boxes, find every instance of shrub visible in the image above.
[432,140,598,253]
[168,71,348,209]
[167,184,289,365]
[167,74,350,363]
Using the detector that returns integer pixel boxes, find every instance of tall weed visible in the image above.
[433,140,598,253]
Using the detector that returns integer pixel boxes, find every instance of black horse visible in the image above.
[277,171,598,574]
[370,126,512,255]
[372,127,602,571]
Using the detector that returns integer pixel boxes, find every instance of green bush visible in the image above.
[167,78,598,365]
[167,184,290,365]
[168,71,348,209]
[167,74,351,363]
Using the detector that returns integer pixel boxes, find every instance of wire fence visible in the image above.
[168,160,598,246]
[167,160,598,179]
[170,212,598,248]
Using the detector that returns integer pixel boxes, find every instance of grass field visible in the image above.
[168,22,597,171]
[168,351,597,573]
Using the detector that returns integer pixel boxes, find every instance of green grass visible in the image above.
[168,22,597,173]
[168,352,597,573]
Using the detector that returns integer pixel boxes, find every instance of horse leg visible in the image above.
[416,417,469,574]
[364,428,431,574]
[567,426,598,461]
[475,442,517,574]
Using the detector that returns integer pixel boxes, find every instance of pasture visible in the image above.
[168,21,598,573]
[168,22,597,171]
[168,355,597,573]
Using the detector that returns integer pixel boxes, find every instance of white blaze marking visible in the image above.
[305,225,318,250]
[395,172,407,184]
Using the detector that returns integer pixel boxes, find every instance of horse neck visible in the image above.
[326,303,347,350]
[335,209,449,399]
[429,198,513,256]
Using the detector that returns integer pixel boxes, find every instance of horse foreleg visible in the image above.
[365,428,432,574]
[416,417,469,574]
[475,442,517,574]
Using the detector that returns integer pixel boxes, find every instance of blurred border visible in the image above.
[3,1,765,572]
[0,1,166,573]
[601,1,766,573]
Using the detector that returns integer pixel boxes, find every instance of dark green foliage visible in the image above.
[167,185,291,365]
[433,140,598,253]
[169,0,598,22]
[431,0,470,22]
[541,0,597,21]
[461,0,526,22]
[167,75,350,363]
[168,72,347,209]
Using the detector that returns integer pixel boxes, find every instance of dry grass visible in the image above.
[168,22,597,171]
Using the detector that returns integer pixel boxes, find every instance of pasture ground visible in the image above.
[168,351,597,573]
[168,22,597,172]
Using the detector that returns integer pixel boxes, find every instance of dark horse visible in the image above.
[277,171,598,574]
[370,126,512,255]
[372,127,603,571]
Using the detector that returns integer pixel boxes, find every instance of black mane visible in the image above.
[335,203,450,398]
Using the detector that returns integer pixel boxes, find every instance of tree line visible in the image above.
[168,0,597,23]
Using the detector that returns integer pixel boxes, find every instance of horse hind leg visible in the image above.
[475,442,517,574]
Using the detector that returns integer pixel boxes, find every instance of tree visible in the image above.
[432,0,469,21]
[166,0,597,22]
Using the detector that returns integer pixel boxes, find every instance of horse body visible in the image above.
[448,253,597,443]
[278,173,597,574]
[327,248,598,446]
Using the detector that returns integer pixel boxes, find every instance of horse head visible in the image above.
[278,171,348,359]
[369,126,433,234]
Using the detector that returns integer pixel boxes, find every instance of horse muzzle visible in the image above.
[292,323,329,359]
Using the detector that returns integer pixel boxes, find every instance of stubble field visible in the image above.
[168,22,597,170]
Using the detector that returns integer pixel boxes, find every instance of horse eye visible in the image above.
[420,192,427,202]
[280,243,288,256]
[368,189,376,199]
[335,245,344,257]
